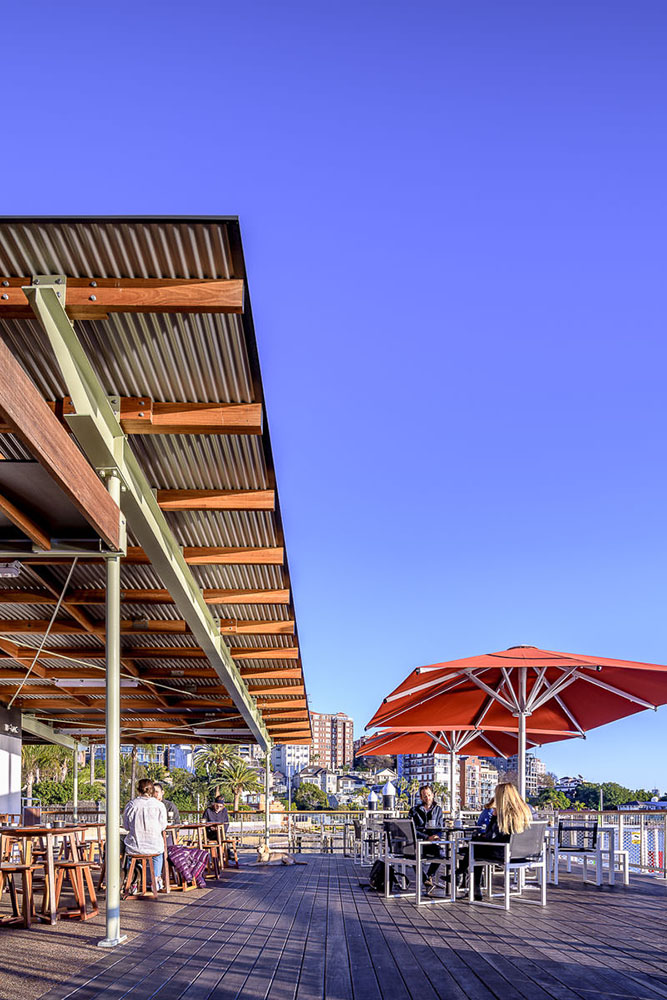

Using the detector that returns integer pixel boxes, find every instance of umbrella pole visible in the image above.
[449,748,457,817]
[517,667,527,801]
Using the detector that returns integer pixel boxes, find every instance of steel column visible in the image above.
[73,745,79,823]
[264,753,271,845]
[98,473,127,949]
[449,748,457,815]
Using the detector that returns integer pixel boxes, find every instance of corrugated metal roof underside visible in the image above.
[0,218,310,745]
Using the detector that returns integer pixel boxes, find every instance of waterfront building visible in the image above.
[294,765,338,795]
[166,745,194,772]
[309,711,354,769]
[397,753,452,803]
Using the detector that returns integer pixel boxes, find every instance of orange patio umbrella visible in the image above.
[366,645,667,799]
[360,725,574,810]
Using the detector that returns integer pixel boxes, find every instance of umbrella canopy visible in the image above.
[360,725,574,811]
[366,645,667,798]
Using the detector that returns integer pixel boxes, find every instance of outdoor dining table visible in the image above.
[0,824,93,925]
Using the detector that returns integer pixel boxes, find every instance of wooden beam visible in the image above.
[0,338,121,549]
[13,645,299,661]
[22,546,285,566]
[157,490,275,511]
[239,667,302,680]
[0,618,295,636]
[0,277,244,318]
[246,684,305,697]
[59,588,290,606]
[0,493,51,549]
[0,398,264,437]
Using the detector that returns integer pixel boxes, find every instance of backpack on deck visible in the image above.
[367,859,409,893]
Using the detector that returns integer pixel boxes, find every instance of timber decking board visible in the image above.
[15,855,667,1000]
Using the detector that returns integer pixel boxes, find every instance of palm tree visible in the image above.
[408,778,421,807]
[21,744,68,800]
[219,758,261,811]
[193,745,240,796]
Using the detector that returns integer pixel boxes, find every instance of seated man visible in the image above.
[408,783,444,888]
[154,782,181,824]
[201,795,238,864]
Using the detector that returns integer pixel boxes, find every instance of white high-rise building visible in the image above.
[271,743,310,775]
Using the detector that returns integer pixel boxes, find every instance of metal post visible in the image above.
[90,746,95,785]
[449,748,457,817]
[73,744,79,823]
[98,473,126,949]
[517,669,527,802]
[264,753,271,846]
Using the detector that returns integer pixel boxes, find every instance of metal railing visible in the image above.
[553,809,667,879]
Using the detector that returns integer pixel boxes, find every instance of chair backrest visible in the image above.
[384,819,416,859]
[353,819,362,840]
[509,821,547,861]
[557,820,598,850]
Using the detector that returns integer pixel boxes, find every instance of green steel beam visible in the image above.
[23,281,271,751]
[21,713,85,751]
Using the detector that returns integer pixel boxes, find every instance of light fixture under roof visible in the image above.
[0,560,21,578]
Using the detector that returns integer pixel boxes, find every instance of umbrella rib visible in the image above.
[463,671,516,713]
[529,667,579,710]
[500,667,521,710]
[553,693,586,735]
[477,732,509,758]
[570,670,657,710]
[473,676,508,727]
[373,673,471,725]
[383,670,464,704]
[525,666,548,711]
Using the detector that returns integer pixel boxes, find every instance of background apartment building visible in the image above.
[397,753,452,802]
[309,711,354,769]
[459,756,500,810]
[271,743,311,774]
[496,752,547,797]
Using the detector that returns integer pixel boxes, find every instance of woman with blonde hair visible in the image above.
[462,781,532,899]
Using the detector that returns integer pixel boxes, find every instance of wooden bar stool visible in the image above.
[51,858,99,920]
[0,833,42,928]
[122,853,161,900]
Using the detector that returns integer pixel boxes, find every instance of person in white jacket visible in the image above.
[123,778,168,890]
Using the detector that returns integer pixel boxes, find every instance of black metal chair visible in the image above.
[554,820,602,885]
[382,819,456,904]
[469,821,548,910]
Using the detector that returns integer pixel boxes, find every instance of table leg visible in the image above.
[608,831,615,886]
[416,843,422,905]
[45,834,57,925]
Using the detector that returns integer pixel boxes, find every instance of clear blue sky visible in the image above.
[3,1,666,790]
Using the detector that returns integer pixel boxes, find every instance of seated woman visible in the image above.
[464,781,532,900]
[476,797,495,833]
[123,778,168,891]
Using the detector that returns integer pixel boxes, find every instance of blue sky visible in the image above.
[2,1,666,790]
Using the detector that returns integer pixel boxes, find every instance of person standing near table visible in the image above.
[409,784,444,887]
[123,778,168,891]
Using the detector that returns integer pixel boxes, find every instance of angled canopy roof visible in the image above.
[0,216,310,748]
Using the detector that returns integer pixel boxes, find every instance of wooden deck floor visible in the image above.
[9,855,667,1000]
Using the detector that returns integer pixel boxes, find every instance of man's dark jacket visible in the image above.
[409,801,444,840]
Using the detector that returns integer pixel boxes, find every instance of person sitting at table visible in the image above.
[202,795,238,865]
[201,795,230,839]
[153,783,181,824]
[123,778,168,891]
[464,781,532,900]
[409,783,444,889]
[476,797,495,833]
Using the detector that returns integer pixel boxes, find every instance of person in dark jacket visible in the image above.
[154,783,181,824]
[409,784,444,885]
[202,795,230,841]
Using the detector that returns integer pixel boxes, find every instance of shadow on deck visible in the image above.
[1,855,666,1000]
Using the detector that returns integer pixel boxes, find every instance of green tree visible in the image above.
[21,745,66,799]
[219,758,261,811]
[144,761,168,783]
[193,745,240,796]
[533,788,571,809]
[293,781,329,810]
